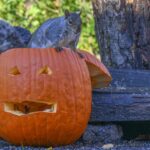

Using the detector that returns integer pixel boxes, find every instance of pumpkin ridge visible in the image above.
[47,48,56,104]
[15,50,22,101]
[35,48,39,100]
[45,112,48,145]
[74,50,87,126]
[20,115,27,144]
[45,49,55,145]
[32,49,38,99]
[40,49,44,100]
[73,51,82,126]
[47,49,61,145]
[28,49,32,103]
[17,50,23,101]
[45,49,51,145]
[56,50,72,143]
[4,51,8,101]
[80,60,92,122]
[23,49,31,101]
[45,49,55,100]
[20,49,25,101]
[70,50,91,137]
[64,50,77,126]
[38,49,46,146]
[30,49,40,145]
[22,116,29,143]
[5,50,9,100]
[41,49,48,101]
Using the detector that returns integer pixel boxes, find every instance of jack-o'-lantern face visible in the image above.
[5,65,56,115]
[0,48,111,146]
[3,63,57,116]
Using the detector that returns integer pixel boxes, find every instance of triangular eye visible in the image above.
[9,66,21,75]
[38,66,52,75]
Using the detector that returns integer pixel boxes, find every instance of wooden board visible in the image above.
[108,68,150,88]
[90,69,150,122]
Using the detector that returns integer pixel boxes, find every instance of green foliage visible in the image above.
[0,0,98,54]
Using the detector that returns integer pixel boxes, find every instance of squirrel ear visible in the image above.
[77,10,82,16]
[64,10,70,18]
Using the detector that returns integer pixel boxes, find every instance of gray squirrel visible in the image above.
[0,20,25,53]
[28,10,83,55]
[14,26,31,45]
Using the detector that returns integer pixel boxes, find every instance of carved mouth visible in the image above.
[4,101,57,116]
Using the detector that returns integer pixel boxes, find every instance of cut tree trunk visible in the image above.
[92,0,150,69]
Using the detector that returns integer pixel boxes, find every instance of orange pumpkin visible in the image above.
[0,48,111,146]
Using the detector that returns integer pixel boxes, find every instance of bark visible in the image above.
[92,0,150,69]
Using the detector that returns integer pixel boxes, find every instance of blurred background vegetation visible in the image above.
[0,0,99,54]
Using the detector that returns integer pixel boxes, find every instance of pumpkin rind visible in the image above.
[0,48,111,146]
[79,50,112,88]
[0,48,92,146]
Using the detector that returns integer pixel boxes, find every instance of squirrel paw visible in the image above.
[55,47,64,52]
[77,51,84,58]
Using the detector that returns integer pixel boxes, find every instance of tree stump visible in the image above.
[92,0,150,69]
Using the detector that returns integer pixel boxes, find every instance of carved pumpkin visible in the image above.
[0,48,111,146]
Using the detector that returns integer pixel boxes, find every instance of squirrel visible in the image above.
[28,10,83,57]
[0,20,25,53]
[14,26,31,45]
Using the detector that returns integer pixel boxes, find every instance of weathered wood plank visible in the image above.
[90,90,150,122]
[109,68,150,88]
[90,69,150,122]
[94,87,150,94]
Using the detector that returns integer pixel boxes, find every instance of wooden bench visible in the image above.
[90,69,150,122]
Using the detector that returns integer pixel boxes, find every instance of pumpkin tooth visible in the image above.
[9,66,21,75]
[38,65,52,75]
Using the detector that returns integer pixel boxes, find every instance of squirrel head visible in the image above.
[64,10,82,34]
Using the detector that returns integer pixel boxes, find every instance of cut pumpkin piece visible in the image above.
[80,50,112,88]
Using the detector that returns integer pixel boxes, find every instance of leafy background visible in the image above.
[0,0,99,54]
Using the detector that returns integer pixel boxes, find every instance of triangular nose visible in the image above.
[9,66,21,75]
